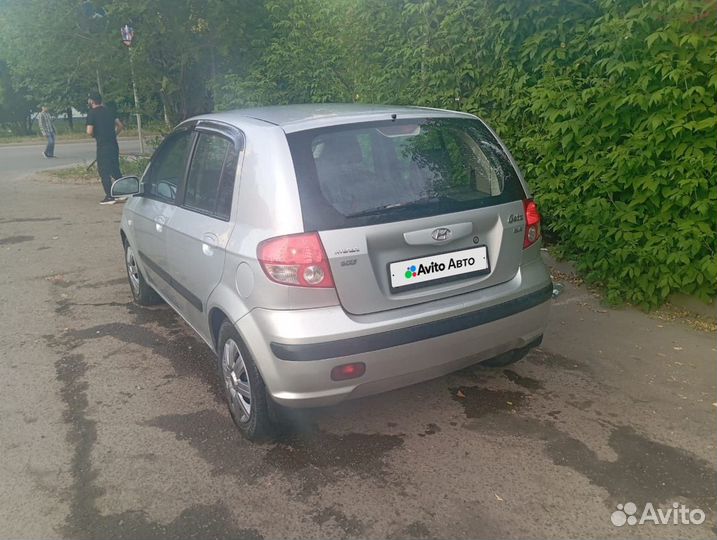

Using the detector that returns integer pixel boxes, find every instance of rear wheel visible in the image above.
[217,321,274,441]
[123,240,162,306]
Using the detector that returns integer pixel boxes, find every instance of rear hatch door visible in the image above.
[286,117,528,315]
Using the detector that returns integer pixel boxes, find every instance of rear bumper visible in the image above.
[271,284,551,362]
[236,268,552,408]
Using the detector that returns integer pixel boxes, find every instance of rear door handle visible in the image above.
[202,233,218,256]
[154,215,166,233]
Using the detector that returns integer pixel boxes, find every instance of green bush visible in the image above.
[119,156,151,178]
[518,0,716,307]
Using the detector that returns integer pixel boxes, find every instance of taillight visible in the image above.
[257,232,335,288]
[523,199,541,249]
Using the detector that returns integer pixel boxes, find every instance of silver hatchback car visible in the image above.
[112,104,552,439]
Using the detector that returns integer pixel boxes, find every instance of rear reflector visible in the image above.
[330,362,366,381]
[257,232,335,288]
[523,199,541,249]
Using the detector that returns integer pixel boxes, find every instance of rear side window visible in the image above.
[286,118,525,231]
[183,132,238,220]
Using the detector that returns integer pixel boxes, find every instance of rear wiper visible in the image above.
[345,202,407,218]
[345,199,435,219]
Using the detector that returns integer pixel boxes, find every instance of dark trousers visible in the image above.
[97,142,122,197]
[45,132,55,157]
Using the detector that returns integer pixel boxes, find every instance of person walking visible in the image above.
[37,106,56,158]
[86,93,124,205]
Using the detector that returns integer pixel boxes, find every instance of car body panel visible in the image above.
[124,196,175,295]
[164,207,234,335]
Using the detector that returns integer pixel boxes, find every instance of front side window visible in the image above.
[143,131,193,202]
[183,132,238,220]
[287,118,526,231]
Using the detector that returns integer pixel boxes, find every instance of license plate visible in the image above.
[389,246,489,290]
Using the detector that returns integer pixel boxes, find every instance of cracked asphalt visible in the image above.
[1,142,715,539]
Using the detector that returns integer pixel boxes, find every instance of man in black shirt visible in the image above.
[86,93,124,205]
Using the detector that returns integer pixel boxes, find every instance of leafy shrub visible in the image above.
[518,0,716,307]
[120,155,150,178]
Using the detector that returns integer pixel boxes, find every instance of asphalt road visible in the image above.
[1,142,715,539]
[1,138,143,181]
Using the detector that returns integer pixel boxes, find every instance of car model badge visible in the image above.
[431,227,452,241]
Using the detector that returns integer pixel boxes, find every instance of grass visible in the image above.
[46,155,151,184]
[0,129,159,145]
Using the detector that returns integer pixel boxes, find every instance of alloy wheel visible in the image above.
[222,338,252,422]
[125,245,140,295]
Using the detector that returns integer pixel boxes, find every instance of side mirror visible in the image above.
[111,176,140,197]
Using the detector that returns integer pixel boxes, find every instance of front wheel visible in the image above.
[124,240,162,306]
[217,321,275,441]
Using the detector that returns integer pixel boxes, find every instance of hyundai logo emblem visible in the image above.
[431,227,452,241]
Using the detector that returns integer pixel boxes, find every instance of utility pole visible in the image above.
[121,24,144,155]
[96,66,103,96]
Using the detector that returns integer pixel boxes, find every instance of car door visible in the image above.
[163,123,242,338]
[130,128,194,299]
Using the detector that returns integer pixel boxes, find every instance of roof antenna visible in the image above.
[391,113,397,121]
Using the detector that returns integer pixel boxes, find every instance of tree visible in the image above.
[0,60,32,133]
[0,0,268,126]
[216,0,353,108]
[0,0,111,113]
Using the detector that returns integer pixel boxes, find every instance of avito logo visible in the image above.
[611,502,706,527]
[404,256,476,279]
[404,261,446,279]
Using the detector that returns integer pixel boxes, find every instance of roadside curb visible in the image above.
[542,248,716,321]
[668,294,716,320]
[0,136,155,149]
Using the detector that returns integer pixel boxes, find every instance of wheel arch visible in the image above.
[209,307,229,351]
[206,281,251,349]
[209,306,271,391]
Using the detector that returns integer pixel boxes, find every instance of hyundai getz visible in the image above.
[111,104,552,440]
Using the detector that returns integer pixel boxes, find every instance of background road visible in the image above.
[0,144,715,539]
[1,139,142,181]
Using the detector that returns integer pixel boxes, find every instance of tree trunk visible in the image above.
[159,90,172,128]
[163,101,171,128]
[208,45,216,112]
[66,107,74,131]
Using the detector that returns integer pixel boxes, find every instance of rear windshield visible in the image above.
[286,117,526,231]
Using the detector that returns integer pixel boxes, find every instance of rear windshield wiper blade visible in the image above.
[344,199,436,219]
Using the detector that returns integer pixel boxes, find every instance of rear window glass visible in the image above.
[286,118,525,231]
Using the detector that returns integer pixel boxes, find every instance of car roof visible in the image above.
[189,103,477,133]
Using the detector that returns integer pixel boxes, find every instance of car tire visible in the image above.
[123,240,162,306]
[217,321,275,441]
